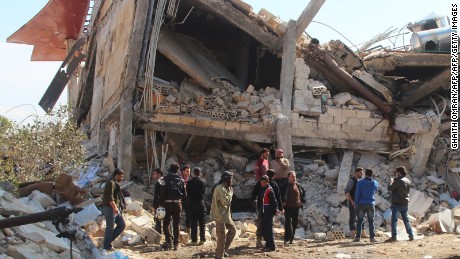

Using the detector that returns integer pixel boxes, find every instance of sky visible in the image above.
[0,0,453,123]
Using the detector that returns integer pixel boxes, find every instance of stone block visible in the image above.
[312,86,327,95]
[333,116,348,124]
[7,240,61,259]
[291,120,300,128]
[333,92,352,105]
[361,118,377,127]
[318,123,341,132]
[327,107,343,117]
[180,115,196,125]
[210,120,226,129]
[291,112,300,121]
[294,77,309,88]
[261,94,276,106]
[347,117,362,126]
[299,120,317,131]
[328,131,349,140]
[237,101,250,110]
[29,190,56,209]
[179,231,189,244]
[225,122,241,131]
[14,224,70,252]
[375,194,391,211]
[240,92,251,101]
[318,114,333,124]
[250,95,261,103]
[308,105,323,115]
[245,84,255,93]
[294,58,310,79]
[141,228,161,244]
[342,109,357,118]
[164,115,181,124]
[130,215,152,233]
[355,110,371,119]
[248,102,265,114]
[195,116,212,128]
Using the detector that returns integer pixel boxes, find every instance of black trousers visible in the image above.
[154,218,162,234]
[284,207,299,242]
[348,203,357,231]
[262,212,276,249]
[163,202,182,245]
[183,197,191,229]
[190,200,206,242]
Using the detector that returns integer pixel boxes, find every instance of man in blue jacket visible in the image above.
[353,169,378,243]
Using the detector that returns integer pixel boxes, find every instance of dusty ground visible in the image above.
[112,233,460,259]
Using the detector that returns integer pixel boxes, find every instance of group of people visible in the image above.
[345,166,414,243]
[100,152,415,257]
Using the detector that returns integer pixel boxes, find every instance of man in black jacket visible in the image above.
[186,167,207,245]
[281,171,305,246]
[159,162,186,250]
[344,167,363,239]
[258,175,278,252]
[386,166,414,242]
[252,169,283,248]
[151,168,164,234]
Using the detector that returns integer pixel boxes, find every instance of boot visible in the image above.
[256,237,263,248]
[351,230,356,239]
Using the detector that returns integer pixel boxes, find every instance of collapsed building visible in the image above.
[3,0,458,256]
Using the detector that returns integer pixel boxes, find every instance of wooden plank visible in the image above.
[398,69,450,109]
[191,0,282,51]
[143,122,274,143]
[292,136,391,151]
[295,0,326,40]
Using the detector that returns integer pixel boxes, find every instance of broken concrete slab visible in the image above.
[393,112,432,133]
[325,193,345,207]
[375,194,391,211]
[13,223,70,252]
[6,240,61,259]
[0,189,36,216]
[73,203,101,227]
[28,190,57,208]
[408,189,434,219]
[357,152,386,170]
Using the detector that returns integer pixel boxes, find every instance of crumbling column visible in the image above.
[410,112,440,176]
[275,114,294,170]
[337,150,354,194]
[119,0,150,180]
[280,20,296,119]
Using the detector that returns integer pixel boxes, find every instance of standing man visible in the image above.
[270,149,290,191]
[251,169,283,248]
[187,167,207,245]
[211,171,236,259]
[151,168,164,234]
[255,148,270,181]
[282,171,305,246]
[102,168,126,251]
[386,166,414,242]
[258,175,278,252]
[159,162,186,250]
[344,167,364,239]
[181,164,191,233]
[353,169,378,243]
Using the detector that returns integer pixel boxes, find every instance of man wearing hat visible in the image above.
[270,148,290,191]
[211,171,236,259]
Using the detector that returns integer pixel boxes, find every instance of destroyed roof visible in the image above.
[6,0,90,61]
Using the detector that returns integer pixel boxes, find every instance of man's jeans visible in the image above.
[391,204,414,239]
[356,204,375,239]
[102,206,126,250]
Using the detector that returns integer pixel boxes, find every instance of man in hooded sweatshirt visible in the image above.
[353,168,378,243]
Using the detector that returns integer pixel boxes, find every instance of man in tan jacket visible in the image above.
[270,149,290,191]
[210,171,236,259]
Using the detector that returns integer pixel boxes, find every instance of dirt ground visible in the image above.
[113,233,460,259]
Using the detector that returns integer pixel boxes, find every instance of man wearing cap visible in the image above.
[270,148,290,191]
[211,171,236,259]
[255,148,270,181]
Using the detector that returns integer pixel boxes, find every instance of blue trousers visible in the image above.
[356,204,375,239]
[102,206,126,250]
[391,204,414,239]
